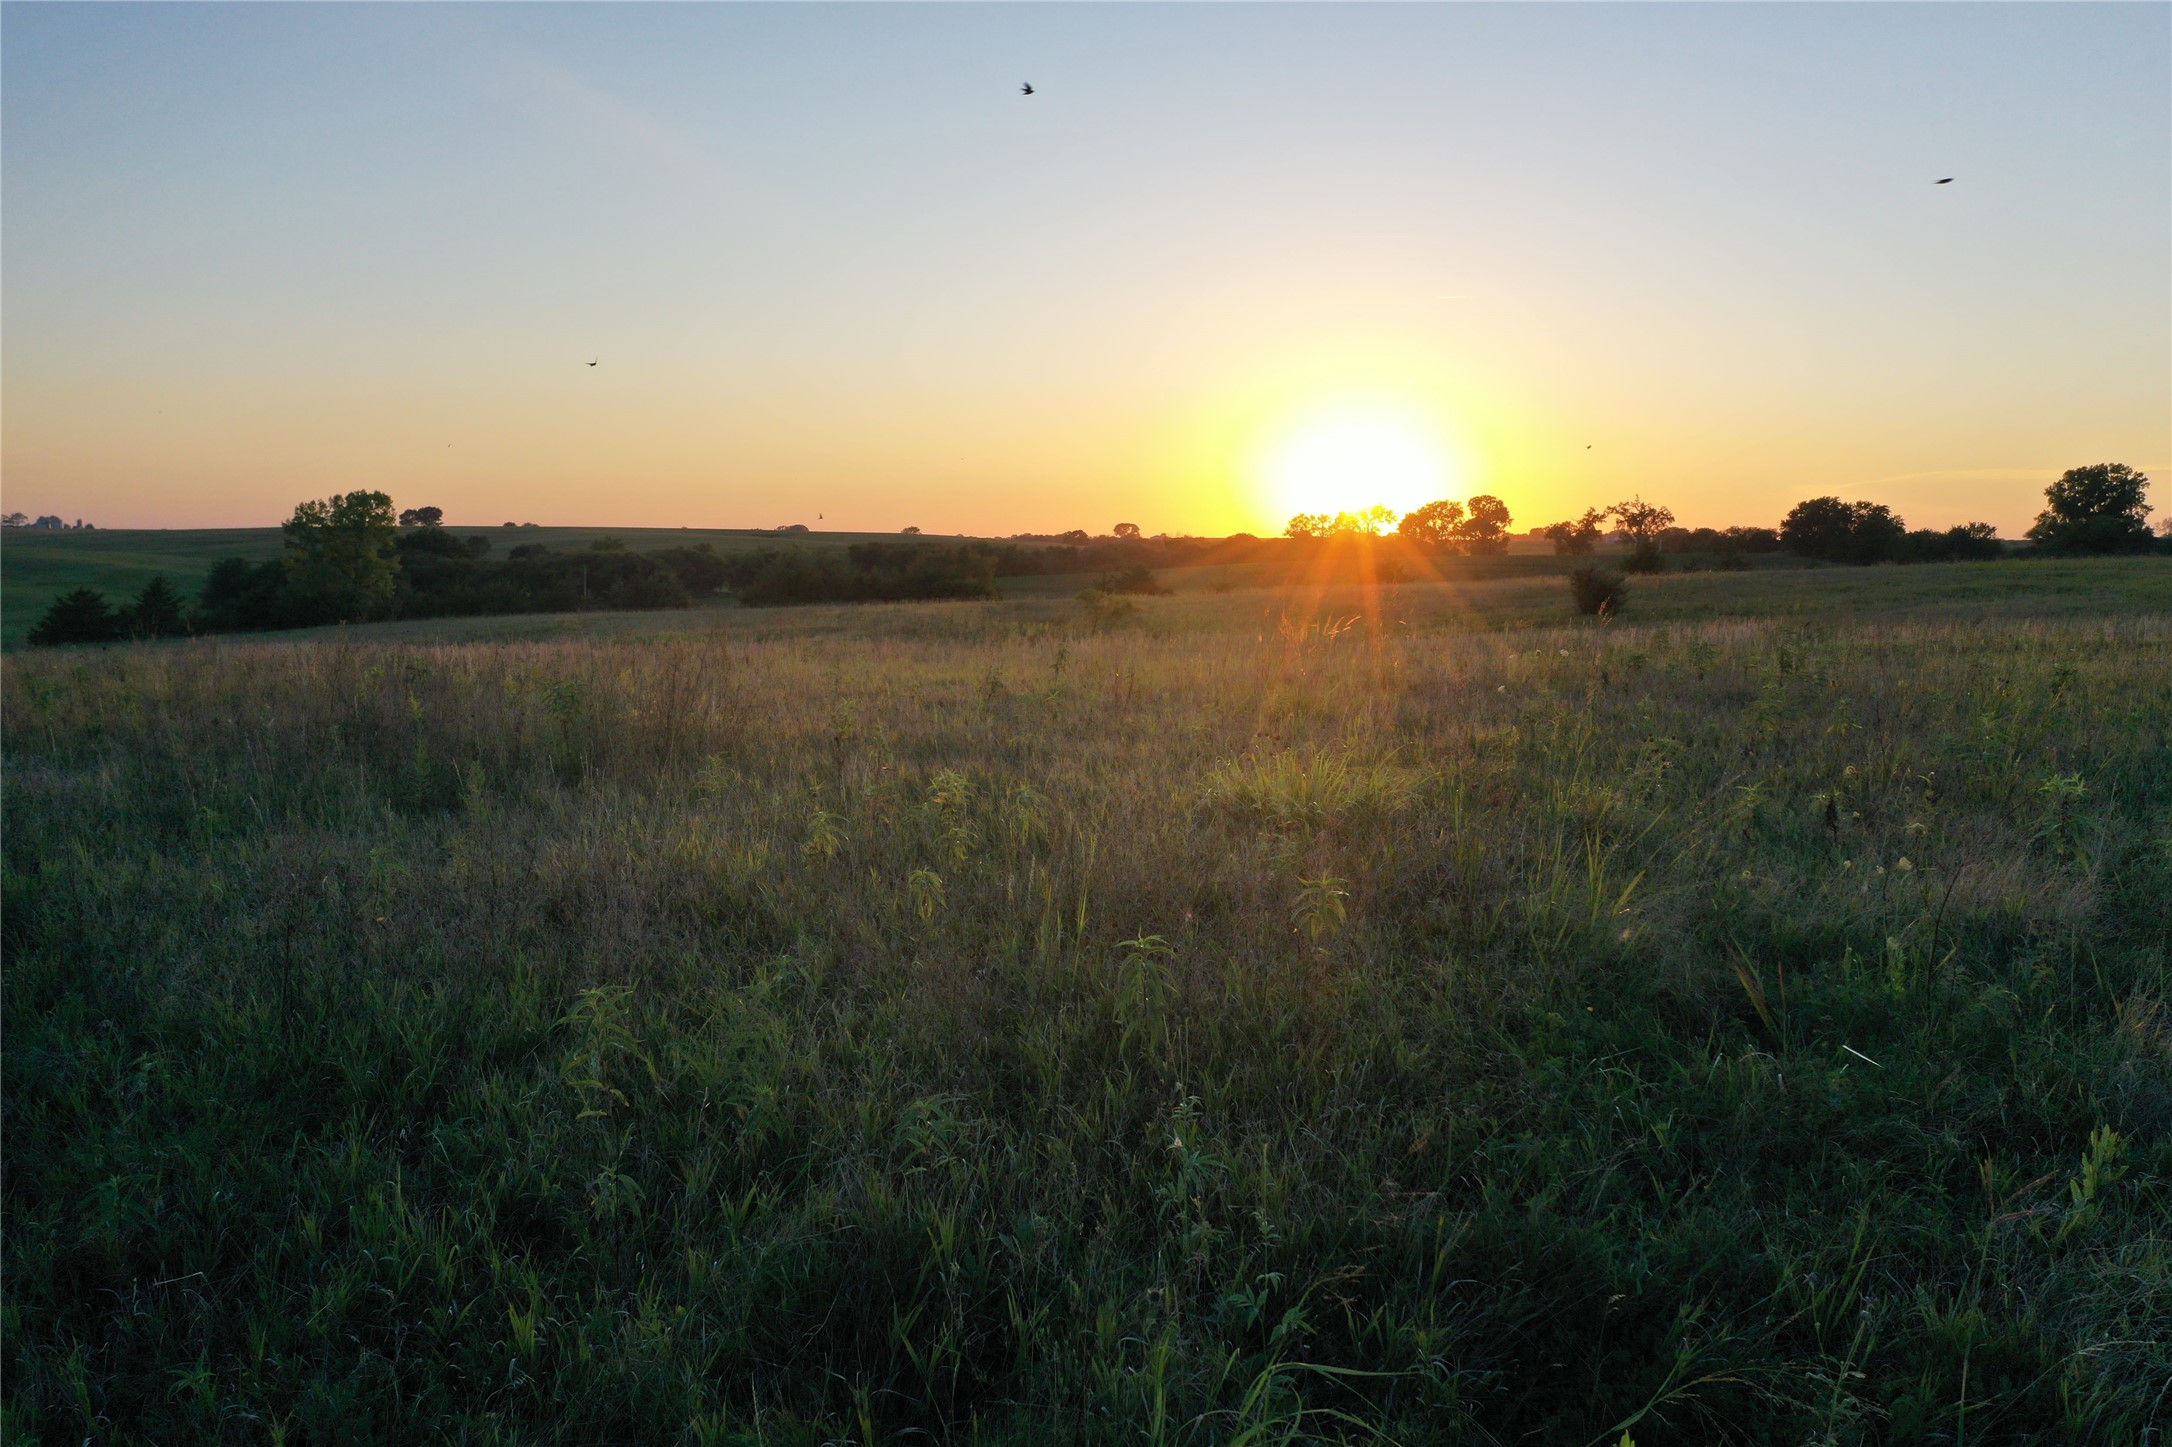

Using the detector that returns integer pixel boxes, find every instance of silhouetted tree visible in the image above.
[1545,509,1607,554]
[119,576,188,638]
[2027,464,2154,554]
[1397,499,1466,546]
[195,558,294,632]
[1112,523,1143,539]
[1782,497,1907,564]
[27,588,121,646]
[282,491,400,620]
[1607,496,1674,571]
[1453,495,1513,554]
[1608,497,1675,550]
[398,506,444,528]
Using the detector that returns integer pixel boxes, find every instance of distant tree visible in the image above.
[1608,497,1675,550]
[901,525,923,535]
[1112,522,1143,539]
[1295,506,1398,540]
[1453,495,1513,554]
[1781,497,1906,564]
[1,512,25,528]
[396,526,489,561]
[1779,497,1854,560]
[1058,529,1089,543]
[1545,509,1607,554]
[282,490,401,621]
[2027,464,2154,554]
[1848,503,1906,560]
[398,505,443,529]
[1723,525,1782,554]
[1394,500,1464,546]
[27,588,122,646]
[1889,523,2004,564]
[195,557,294,632]
[119,576,188,638]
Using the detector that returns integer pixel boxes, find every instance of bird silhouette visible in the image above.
[587,358,598,366]
[1935,178,1953,184]
[1020,83,1034,95]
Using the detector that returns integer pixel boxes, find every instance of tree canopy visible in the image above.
[283,490,400,621]
[1608,497,1675,547]
[1781,497,1906,564]
[1394,499,1464,545]
[2027,464,2155,554]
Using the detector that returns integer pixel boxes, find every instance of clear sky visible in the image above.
[4,2,2166,537]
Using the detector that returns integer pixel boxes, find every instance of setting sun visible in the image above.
[1258,405,1461,530]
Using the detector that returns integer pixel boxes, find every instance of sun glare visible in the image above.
[1259,406,1456,530]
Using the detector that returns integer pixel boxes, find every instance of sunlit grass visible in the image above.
[4,562,2168,1442]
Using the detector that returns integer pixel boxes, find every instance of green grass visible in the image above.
[5,560,2168,1443]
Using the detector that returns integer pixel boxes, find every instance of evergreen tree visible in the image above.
[27,588,121,646]
[120,575,188,638]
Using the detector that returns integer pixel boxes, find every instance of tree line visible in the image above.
[22,466,2159,645]
[1284,463,2160,571]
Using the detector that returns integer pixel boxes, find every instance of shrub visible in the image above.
[1096,563,1168,595]
[1568,564,1626,616]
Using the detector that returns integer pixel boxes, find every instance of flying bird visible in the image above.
[1020,82,1034,95]
[1935,178,1953,184]
[587,358,598,366]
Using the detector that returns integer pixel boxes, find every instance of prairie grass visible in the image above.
[4,564,2169,1443]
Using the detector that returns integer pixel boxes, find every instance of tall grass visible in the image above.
[5,587,2169,1443]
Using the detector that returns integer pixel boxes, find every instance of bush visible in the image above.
[1076,588,1137,624]
[1621,546,1667,574]
[1096,563,1169,595]
[1567,565,1626,616]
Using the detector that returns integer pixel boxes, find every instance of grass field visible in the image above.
[5,560,2169,1443]
[1,526,1617,650]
